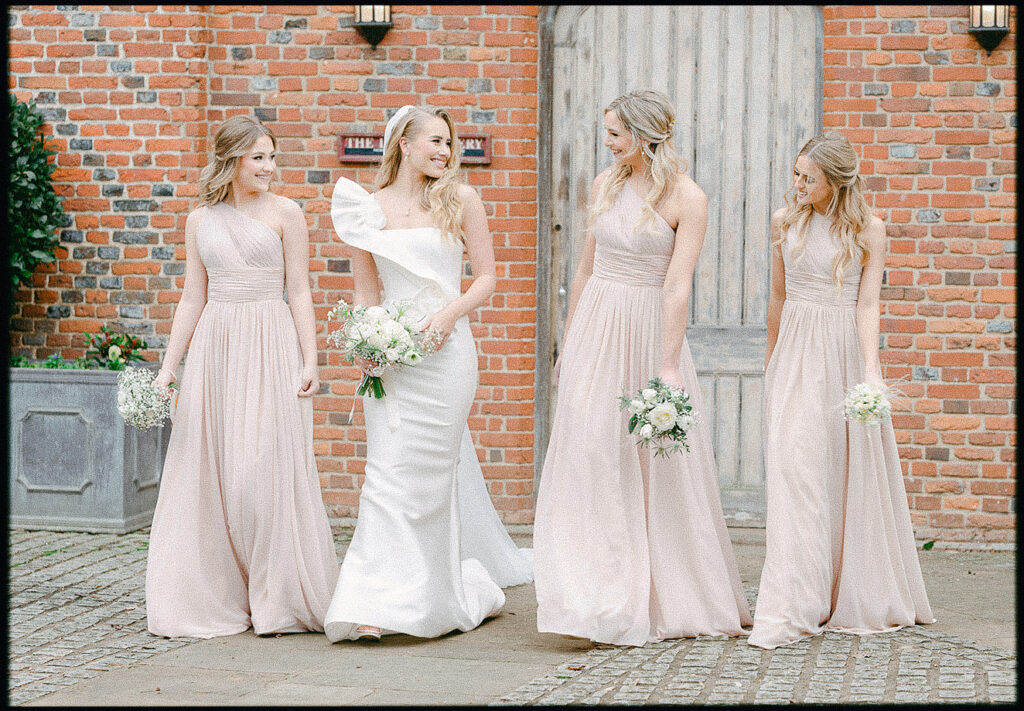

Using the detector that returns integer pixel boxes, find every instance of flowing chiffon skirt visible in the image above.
[146,297,339,638]
[748,298,934,649]
[534,275,752,647]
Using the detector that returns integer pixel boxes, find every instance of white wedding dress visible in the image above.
[323,177,532,641]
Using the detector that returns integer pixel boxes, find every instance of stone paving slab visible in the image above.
[492,626,1018,705]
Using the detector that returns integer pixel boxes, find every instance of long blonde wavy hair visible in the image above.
[197,115,276,207]
[375,107,465,243]
[590,89,684,234]
[776,132,873,288]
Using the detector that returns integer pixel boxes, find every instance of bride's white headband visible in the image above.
[383,105,417,150]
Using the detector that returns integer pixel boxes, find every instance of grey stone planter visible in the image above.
[8,367,170,533]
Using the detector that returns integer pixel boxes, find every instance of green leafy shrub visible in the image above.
[9,353,93,369]
[8,95,67,294]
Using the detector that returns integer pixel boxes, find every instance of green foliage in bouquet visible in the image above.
[618,376,696,458]
[8,95,67,295]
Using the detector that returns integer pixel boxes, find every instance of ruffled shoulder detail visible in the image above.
[330,176,387,247]
[329,176,461,307]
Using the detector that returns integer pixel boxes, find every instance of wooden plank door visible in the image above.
[539,5,823,524]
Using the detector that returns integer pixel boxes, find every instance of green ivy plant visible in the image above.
[8,95,67,295]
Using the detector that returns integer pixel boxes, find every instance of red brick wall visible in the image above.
[823,5,1017,547]
[8,5,540,524]
[8,5,1016,545]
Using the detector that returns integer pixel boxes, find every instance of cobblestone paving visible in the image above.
[6,527,352,707]
[493,615,1018,705]
[8,529,1017,706]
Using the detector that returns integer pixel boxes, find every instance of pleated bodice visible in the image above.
[591,181,675,287]
[780,211,861,308]
[197,202,285,303]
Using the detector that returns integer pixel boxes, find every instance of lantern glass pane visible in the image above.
[982,5,995,26]
[995,5,1007,26]
[970,5,980,27]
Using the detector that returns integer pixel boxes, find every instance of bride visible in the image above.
[324,105,532,642]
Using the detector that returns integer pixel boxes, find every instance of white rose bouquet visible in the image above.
[327,298,444,399]
[116,366,174,430]
[618,377,697,458]
[844,382,893,425]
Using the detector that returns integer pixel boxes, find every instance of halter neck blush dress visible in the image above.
[146,201,339,638]
[322,177,531,642]
[748,211,934,649]
[533,181,752,647]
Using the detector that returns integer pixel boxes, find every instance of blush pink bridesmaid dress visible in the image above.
[533,182,752,647]
[748,211,934,649]
[145,202,339,638]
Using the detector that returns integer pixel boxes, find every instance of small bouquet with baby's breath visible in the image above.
[117,366,174,430]
[327,298,444,399]
[618,377,698,458]
[844,382,894,425]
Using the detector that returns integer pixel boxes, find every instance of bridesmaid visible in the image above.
[533,89,752,647]
[323,106,506,641]
[748,132,934,649]
[146,116,339,637]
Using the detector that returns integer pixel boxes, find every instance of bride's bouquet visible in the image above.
[618,377,697,458]
[844,382,893,425]
[327,298,444,398]
[117,366,174,430]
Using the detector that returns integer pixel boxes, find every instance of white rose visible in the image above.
[364,305,388,322]
[642,388,658,402]
[677,413,695,430]
[366,332,389,350]
[384,347,402,362]
[648,403,677,432]
[628,399,645,415]
[382,319,403,337]
[639,423,654,439]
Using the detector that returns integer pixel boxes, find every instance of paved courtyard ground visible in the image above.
[7,526,1016,705]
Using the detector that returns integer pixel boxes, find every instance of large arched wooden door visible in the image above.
[536,5,823,524]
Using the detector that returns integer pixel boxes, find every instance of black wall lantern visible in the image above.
[968,5,1010,55]
[354,5,393,49]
